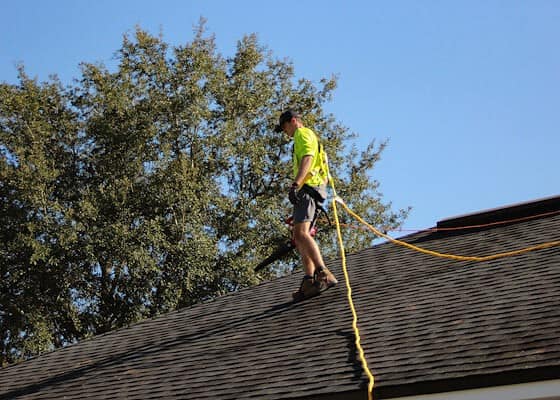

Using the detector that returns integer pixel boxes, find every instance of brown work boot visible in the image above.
[292,275,321,302]
[314,266,338,290]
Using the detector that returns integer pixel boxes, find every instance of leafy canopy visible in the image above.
[0,22,408,366]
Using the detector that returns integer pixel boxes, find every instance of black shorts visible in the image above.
[293,185,326,224]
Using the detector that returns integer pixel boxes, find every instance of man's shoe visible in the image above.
[292,275,321,302]
[314,266,338,290]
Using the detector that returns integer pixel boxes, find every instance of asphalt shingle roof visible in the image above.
[2,196,560,399]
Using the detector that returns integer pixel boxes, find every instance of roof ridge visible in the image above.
[437,194,560,230]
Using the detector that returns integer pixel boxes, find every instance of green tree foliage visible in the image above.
[0,23,409,366]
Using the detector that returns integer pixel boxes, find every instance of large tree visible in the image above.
[0,23,408,366]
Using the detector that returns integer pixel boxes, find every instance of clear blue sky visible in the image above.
[2,0,558,232]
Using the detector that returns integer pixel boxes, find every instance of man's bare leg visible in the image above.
[293,221,325,276]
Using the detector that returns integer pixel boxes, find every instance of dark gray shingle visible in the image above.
[2,196,560,399]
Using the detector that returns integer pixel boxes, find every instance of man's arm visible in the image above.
[294,155,313,188]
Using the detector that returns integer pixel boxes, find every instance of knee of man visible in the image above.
[293,224,311,242]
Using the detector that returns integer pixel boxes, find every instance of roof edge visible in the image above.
[375,365,560,399]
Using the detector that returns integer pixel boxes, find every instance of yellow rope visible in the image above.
[336,197,560,262]
[325,155,374,400]
[331,198,375,400]
[325,165,558,400]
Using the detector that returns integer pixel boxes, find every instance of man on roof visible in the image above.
[275,109,338,301]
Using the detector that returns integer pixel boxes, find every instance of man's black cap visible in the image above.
[274,109,300,133]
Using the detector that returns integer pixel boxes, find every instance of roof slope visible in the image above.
[2,196,560,400]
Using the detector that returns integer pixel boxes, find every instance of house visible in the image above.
[1,195,560,400]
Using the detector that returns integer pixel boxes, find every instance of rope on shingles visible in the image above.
[323,147,558,400]
[327,180,558,400]
[325,158,375,400]
[331,197,375,400]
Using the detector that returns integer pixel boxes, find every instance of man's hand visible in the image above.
[289,183,299,205]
